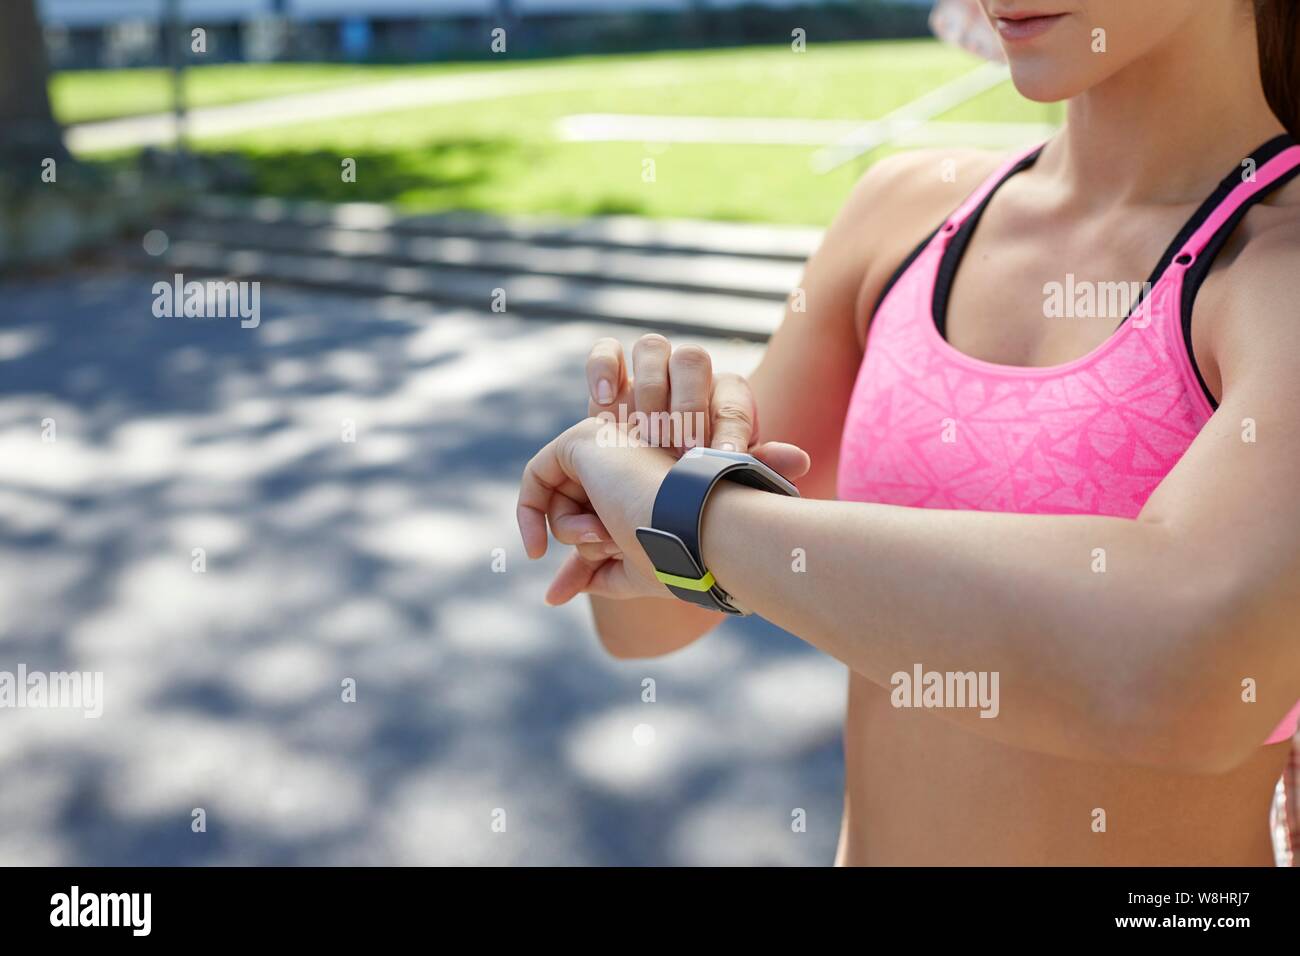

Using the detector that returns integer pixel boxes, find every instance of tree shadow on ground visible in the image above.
[0,267,844,865]
[222,139,527,206]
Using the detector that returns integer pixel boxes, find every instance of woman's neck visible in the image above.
[1045,12,1285,208]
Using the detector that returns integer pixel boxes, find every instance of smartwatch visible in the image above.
[635,447,799,615]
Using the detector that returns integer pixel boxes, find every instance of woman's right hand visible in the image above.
[541,334,810,605]
[585,333,810,471]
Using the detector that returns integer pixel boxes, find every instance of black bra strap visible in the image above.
[933,149,1042,339]
[866,225,939,328]
[931,134,1300,346]
[1179,135,1300,409]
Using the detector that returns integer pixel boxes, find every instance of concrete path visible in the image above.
[0,270,846,865]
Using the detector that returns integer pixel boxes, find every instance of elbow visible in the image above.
[591,617,686,660]
[596,631,653,660]
[588,598,656,660]
[595,624,710,660]
[589,596,717,659]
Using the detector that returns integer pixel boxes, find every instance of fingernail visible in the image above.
[603,542,622,555]
[596,379,613,405]
[580,532,602,543]
[720,442,737,451]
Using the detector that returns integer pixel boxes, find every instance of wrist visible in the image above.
[572,426,673,532]
[635,447,797,615]
[697,481,753,601]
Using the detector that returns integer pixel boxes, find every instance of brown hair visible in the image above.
[1256,0,1300,137]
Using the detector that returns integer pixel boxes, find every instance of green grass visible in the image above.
[51,60,543,125]
[55,64,377,125]
[68,41,1060,225]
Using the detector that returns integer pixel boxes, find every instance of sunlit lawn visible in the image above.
[68,41,1059,225]
[50,61,534,125]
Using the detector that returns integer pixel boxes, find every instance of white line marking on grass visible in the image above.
[66,65,682,153]
[557,114,1055,149]
[811,61,1014,172]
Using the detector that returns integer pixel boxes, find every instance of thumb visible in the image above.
[709,372,757,453]
[545,552,601,606]
[750,441,811,482]
[517,420,600,559]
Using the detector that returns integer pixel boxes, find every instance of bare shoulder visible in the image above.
[826,148,1008,342]
[839,148,1005,237]
[1216,174,1300,323]
[850,148,1004,204]
[1201,182,1300,397]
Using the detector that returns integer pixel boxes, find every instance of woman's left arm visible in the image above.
[700,234,1300,773]
[519,231,1300,774]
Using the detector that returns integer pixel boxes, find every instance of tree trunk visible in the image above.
[0,0,68,167]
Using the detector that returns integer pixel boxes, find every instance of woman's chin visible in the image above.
[1005,64,1086,105]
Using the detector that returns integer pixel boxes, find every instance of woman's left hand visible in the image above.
[517,417,677,604]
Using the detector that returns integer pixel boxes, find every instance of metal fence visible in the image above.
[38,0,931,68]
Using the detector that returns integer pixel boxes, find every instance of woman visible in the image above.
[517,0,1300,865]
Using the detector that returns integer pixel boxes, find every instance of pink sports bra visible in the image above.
[837,135,1300,745]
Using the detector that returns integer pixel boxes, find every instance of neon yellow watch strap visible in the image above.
[653,568,717,592]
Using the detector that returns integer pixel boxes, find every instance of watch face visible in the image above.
[635,528,705,579]
[683,448,800,498]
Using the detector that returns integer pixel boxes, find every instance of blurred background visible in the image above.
[0,0,1059,865]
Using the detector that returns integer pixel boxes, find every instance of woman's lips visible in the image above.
[995,13,1067,42]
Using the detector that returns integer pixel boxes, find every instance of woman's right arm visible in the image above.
[585,150,995,659]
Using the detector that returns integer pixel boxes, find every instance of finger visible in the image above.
[545,552,602,606]
[589,378,634,428]
[750,441,812,481]
[668,344,712,450]
[548,496,611,546]
[576,541,621,562]
[632,334,672,440]
[709,372,758,452]
[588,376,633,422]
[517,434,582,560]
[546,509,611,546]
[586,337,626,412]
